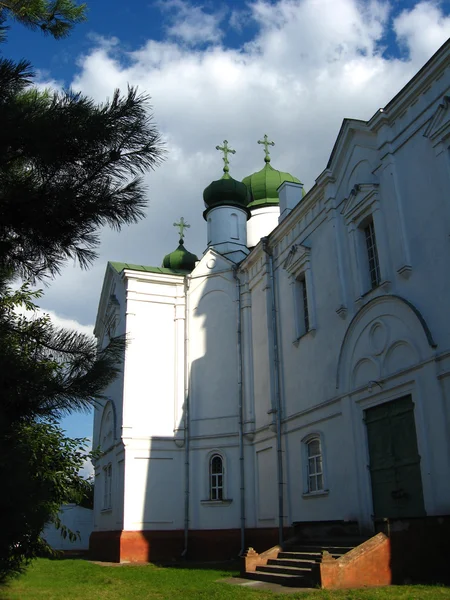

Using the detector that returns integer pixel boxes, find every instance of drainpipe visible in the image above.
[262,237,284,547]
[182,275,191,558]
[234,267,246,555]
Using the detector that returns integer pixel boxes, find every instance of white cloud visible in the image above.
[159,0,224,46]
[16,303,94,337]
[37,0,450,330]
[79,451,94,479]
[394,1,450,63]
[34,69,64,92]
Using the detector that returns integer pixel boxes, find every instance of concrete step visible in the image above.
[278,551,321,560]
[257,564,314,576]
[245,537,367,588]
[287,545,355,554]
[246,570,312,587]
[267,557,319,568]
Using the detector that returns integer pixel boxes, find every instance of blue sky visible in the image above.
[2,0,450,449]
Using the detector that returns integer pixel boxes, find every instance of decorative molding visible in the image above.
[336,305,348,320]
[423,95,450,144]
[340,183,379,224]
[380,280,392,293]
[397,264,412,279]
[302,490,329,499]
[283,244,311,277]
[200,499,233,507]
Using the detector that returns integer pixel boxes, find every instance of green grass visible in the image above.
[1,559,449,600]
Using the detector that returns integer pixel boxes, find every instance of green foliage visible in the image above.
[0,425,93,582]
[0,278,126,422]
[0,59,165,282]
[0,0,87,40]
[0,279,124,583]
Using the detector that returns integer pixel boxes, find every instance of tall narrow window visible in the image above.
[295,275,309,337]
[210,454,224,500]
[103,464,112,509]
[230,213,239,240]
[364,220,381,289]
[307,438,323,493]
[300,277,309,333]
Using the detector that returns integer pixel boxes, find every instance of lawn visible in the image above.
[1,559,450,600]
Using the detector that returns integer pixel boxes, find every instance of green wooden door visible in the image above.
[365,396,425,519]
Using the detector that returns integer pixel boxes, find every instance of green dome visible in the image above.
[203,174,250,219]
[163,240,198,272]
[242,163,303,209]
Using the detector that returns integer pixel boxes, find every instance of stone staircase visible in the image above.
[245,538,368,588]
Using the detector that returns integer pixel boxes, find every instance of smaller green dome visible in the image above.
[242,163,303,209]
[203,174,250,220]
[163,240,198,272]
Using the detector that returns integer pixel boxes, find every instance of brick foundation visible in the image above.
[89,527,292,563]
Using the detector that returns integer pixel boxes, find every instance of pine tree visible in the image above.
[0,0,87,40]
[0,1,166,581]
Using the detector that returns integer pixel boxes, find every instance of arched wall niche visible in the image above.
[99,400,117,452]
[337,295,436,393]
[347,159,376,190]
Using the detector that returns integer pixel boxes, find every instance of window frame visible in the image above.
[342,184,390,299]
[102,463,113,511]
[302,433,328,497]
[295,275,310,336]
[284,244,316,344]
[201,450,232,506]
[209,454,224,501]
[362,217,381,290]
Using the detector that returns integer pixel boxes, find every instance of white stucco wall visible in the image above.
[247,206,279,248]
[43,505,93,551]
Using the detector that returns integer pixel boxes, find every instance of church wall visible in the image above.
[123,441,184,531]
[249,275,272,430]
[283,408,362,524]
[122,276,185,438]
[188,264,239,434]
[376,123,450,352]
[239,51,450,529]
[275,217,348,418]
[189,442,241,530]
[92,268,128,535]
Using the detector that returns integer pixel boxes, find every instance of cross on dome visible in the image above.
[258,134,275,163]
[215,140,236,175]
[173,217,190,242]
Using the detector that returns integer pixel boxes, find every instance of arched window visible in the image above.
[306,437,324,493]
[210,454,224,500]
[99,403,114,452]
[230,213,239,240]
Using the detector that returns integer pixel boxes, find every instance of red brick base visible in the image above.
[89,527,291,563]
[320,533,391,589]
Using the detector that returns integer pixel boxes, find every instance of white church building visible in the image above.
[90,39,450,568]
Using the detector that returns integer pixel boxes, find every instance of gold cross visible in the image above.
[215,139,236,174]
[173,217,190,241]
[258,134,275,163]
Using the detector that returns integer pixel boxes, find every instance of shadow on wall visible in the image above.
[377,516,450,585]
